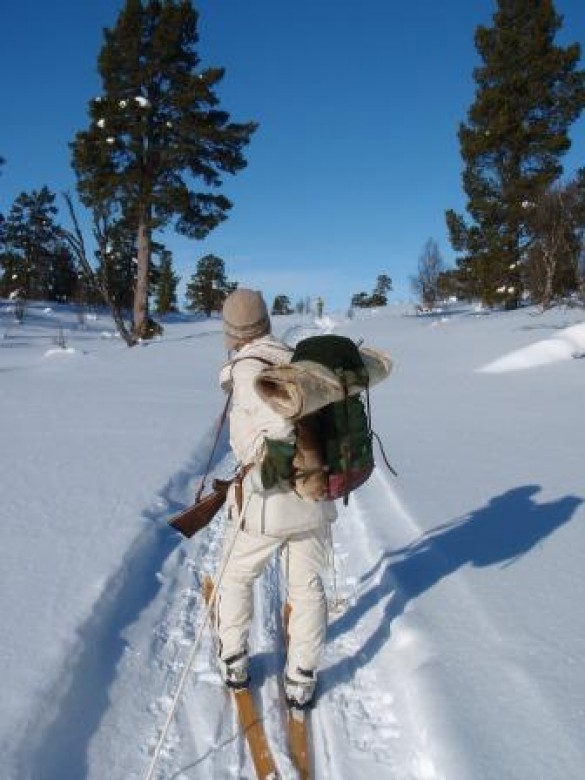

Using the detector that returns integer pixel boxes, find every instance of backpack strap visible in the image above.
[371,431,398,477]
[340,378,352,506]
[229,346,291,376]
[231,354,277,368]
[220,353,277,394]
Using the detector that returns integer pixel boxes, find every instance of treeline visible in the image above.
[3,0,585,330]
[0,186,180,316]
[0,187,392,323]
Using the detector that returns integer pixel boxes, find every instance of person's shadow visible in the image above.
[321,485,582,693]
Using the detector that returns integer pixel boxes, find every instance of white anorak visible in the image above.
[219,334,337,536]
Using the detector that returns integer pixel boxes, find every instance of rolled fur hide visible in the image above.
[254,346,392,421]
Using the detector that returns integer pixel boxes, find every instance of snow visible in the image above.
[479,322,585,372]
[1,300,584,779]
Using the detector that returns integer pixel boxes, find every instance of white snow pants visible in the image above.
[215,523,329,676]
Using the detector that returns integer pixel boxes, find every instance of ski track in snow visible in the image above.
[313,472,448,780]
[25,315,453,780]
[16,445,570,780]
[10,405,234,780]
[118,416,419,774]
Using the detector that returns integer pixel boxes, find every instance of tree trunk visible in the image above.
[110,303,137,346]
[542,252,556,310]
[133,214,151,340]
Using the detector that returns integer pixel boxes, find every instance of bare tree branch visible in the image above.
[61,193,137,346]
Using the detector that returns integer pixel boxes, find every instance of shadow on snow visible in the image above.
[321,485,582,694]
[19,421,231,780]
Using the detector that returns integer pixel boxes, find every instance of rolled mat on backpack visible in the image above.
[254,347,392,420]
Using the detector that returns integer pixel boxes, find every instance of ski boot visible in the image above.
[284,665,316,710]
[219,650,250,690]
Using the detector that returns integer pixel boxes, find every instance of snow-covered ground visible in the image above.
[1,299,584,779]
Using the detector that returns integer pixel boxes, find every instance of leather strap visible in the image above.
[195,390,233,504]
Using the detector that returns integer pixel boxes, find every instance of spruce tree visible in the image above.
[71,0,257,341]
[446,0,585,308]
[185,253,236,316]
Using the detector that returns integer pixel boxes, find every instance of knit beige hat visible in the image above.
[222,288,271,350]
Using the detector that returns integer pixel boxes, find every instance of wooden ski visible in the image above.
[233,689,280,779]
[287,706,311,779]
[282,601,313,779]
[202,576,280,780]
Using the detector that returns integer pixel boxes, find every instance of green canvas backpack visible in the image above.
[293,334,374,503]
[261,334,385,504]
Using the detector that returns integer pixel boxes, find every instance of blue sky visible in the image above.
[2,1,585,310]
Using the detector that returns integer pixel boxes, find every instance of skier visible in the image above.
[215,288,337,708]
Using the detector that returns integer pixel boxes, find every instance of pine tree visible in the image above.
[446,0,585,309]
[0,212,6,278]
[155,250,179,313]
[185,253,236,316]
[351,273,392,308]
[71,0,257,341]
[88,214,170,312]
[95,217,138,311]
[50,245,78,303]
[370,273,392,306]
[350,291,370,308]
[0,187,76,301]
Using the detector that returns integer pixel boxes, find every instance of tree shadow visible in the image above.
[320,485,582,695]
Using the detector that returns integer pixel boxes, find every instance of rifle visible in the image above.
[167,477,233,538]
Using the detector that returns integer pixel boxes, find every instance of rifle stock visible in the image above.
[168,478,232,538]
